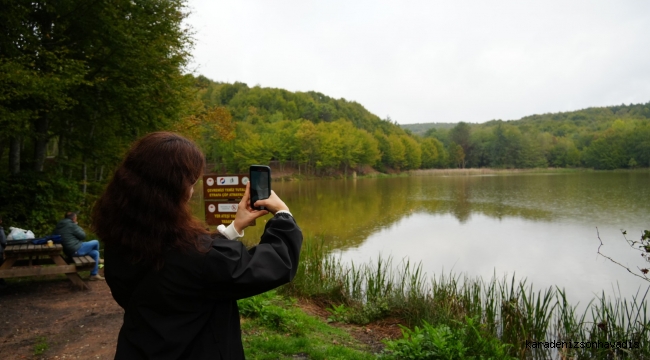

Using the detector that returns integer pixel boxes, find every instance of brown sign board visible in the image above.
[204,201,239,226]
[203,174,248,200]
[203,174,254,226]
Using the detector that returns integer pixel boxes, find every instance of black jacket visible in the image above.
[105,213,302,359]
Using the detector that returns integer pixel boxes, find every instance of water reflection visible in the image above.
[192,171,650,307]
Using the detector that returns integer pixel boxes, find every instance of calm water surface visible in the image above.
[193,170,650,308]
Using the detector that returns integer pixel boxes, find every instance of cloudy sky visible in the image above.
[186,0,650,124]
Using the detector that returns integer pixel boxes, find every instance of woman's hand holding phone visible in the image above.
[233,183,291,233]
[233,183,268,233]
[254,191,289,215]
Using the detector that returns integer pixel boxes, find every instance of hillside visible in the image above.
[180,76,446,174]
[400,122,459,136]
[181,76,650,172]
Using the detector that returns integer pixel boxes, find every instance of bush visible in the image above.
[238,292,304,335]
[380,317,515,360]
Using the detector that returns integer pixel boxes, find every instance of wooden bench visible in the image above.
[0,244,96,290]
[71,255,96,269]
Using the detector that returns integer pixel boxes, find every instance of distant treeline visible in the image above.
[183,77,650,172]
[181,77,447,174]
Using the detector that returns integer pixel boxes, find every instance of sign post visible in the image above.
[203,174,250,226]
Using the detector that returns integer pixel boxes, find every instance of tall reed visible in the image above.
[280,239,650,359]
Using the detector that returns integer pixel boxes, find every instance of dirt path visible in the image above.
[0,279,121,359]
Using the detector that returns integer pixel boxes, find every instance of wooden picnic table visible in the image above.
[0,243,96,290]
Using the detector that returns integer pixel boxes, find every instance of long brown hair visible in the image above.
[92,132,208,269]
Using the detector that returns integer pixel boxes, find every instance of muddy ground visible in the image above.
[0,278,121,360]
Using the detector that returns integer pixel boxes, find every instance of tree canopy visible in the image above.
[0,0,193,233]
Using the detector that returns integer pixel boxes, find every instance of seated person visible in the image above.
[53,212,104,281]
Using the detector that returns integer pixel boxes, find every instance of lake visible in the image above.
[193,170,650,309]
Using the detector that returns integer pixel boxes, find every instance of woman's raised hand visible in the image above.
[233,183,269,233]
[254,190,289,215]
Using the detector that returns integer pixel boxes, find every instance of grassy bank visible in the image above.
[279,240,650,359]
[239,290,374,359]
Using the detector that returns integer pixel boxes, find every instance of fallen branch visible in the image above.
[596,227,650,283]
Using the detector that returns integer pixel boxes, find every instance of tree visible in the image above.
[0,0,193,175]
[420,138,440,168]
[401,135,421,170]
[449,122,474,164]
[448,142,466,168]
[0,0,194,230]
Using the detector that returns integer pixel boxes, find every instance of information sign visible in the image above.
[203,174,248,200]
[204,202,239,226]
[203,174,252,226]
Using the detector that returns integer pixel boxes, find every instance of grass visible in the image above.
[239,290,374,359]
[279,239,650,359]
[33,336,49,355]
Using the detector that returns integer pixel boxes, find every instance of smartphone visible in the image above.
[249,165,271,210]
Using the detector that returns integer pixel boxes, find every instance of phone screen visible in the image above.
[250,166,271,210]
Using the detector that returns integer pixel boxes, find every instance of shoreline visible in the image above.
[268,167,649,181]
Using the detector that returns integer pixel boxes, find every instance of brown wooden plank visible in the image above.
[71,256,95,268]
[50,255,68,266]
[12,258,55,267]
[0,258,17,269]
[0,265,77,278]
[65,273,90,290]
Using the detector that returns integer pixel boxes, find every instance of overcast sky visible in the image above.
[186,0,650,124]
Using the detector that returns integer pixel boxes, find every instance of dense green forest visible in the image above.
[1,0,649,234]
[180,77,447,174]
[0,0,194,232]
[422,105,650,169]
[183,77,650,173]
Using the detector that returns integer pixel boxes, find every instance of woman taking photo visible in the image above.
[92,132,302,359]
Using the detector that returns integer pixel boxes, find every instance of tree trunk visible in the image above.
[82,122,96,195]
[33,115,49,172]
[82,161,87,195]
[0,138,5,164]
[59,133,66,159]
[9,137,21,174]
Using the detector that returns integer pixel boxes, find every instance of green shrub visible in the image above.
[238,292,303,335]
[381,317,515,360]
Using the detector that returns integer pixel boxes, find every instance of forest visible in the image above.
[1,0,649,233]
[180,77,650,173]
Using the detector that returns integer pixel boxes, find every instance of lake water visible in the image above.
[193,170,650,309]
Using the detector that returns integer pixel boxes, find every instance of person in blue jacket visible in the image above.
[52,212,103,280]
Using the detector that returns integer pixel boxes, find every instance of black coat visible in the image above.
[105,213,302,359]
